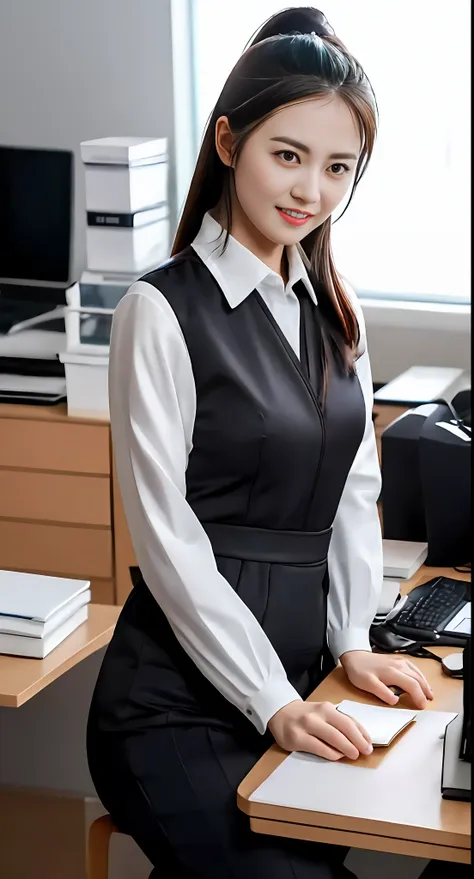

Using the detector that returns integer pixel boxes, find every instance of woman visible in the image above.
[87,7,433,877]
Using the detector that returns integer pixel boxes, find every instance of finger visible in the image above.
[297,732,345,762]
[353,717,373,746]
[358,673,400,706]
[404,662,434,699]
[388,669,428,709]
[305,717,361,760]
[328,710,373,751]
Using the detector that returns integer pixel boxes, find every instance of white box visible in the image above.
[86,216,170,274]
[81,136,168,213]
[84,161,168,213]
[59,350,109,419]
[81,136,167,165]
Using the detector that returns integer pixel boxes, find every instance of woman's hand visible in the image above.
[267,699,373,761]
[340,650,434,709]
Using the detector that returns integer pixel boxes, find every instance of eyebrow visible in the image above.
[269,136,358,160]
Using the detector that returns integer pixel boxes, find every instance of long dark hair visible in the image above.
[173,7,377,376]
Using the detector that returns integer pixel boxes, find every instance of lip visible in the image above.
[276,207,314,227]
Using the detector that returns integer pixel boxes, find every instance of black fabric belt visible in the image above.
[202,522,332,565]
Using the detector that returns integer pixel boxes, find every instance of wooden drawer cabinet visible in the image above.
[89,578,115,605]
[0,470,111,527]
[0,416,110,474]
[0,519,113,579]
[0,404,115,603]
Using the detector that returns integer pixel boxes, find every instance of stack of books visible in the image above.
[0,570,91,659]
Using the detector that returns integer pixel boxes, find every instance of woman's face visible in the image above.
[226,95,361,250]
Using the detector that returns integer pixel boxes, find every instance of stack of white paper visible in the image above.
[382,539,428,580]
[0,570,91,658]
[336,700,418,747]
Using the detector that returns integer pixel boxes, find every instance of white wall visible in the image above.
[0,0,175,281]
[0,0,470,383]
[364,316,470,385]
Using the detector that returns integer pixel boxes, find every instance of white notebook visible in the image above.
[382,539,428,580]
[336,700,418,747]
[0,570,90,628]
[0,589,91,637]
[0,605,89,658]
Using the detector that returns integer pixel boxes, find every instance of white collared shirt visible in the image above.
[109,212,383,735]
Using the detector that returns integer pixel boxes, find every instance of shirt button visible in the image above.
[246,708,252,716]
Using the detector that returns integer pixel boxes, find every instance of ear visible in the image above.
[215,116,234,167]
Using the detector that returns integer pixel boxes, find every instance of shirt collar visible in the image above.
[191,212,317,309]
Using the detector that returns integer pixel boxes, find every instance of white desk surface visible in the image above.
[238,567,471,864]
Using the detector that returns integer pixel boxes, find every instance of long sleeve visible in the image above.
[326,291,383,660]
[109,282,301,734]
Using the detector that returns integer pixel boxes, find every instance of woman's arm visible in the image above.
[326,288,383,660]
[326,288,432,709]
[109,282,301,734]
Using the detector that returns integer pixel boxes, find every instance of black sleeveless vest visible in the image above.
[89,248,366,733]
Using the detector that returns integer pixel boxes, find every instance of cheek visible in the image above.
[324,177,353,212]
[235,152,283,205]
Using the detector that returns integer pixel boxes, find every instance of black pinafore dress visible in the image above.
[88,248,366,736]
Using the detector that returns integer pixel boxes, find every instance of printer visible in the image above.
[381,390,471,567]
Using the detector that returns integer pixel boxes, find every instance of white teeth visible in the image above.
[280,208,309,219]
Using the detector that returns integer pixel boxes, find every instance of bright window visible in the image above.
[189,0,470,304]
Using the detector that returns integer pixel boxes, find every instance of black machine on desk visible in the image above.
[441,638,471,802]
[381,391,471,568]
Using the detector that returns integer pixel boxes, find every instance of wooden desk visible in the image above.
[238,567,471,864]
[0,604,119,707]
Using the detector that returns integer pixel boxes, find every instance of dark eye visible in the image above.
[329,163,350,176]
[276,150,300,164]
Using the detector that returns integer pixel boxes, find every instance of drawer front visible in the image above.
[0,419,110,474]
[0,520,113,579]
[89,578,116,605]
[0,470,111,526]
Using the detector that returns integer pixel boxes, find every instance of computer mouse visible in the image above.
[441,652,464,677]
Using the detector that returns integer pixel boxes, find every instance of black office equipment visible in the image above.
[441,642,471,801]
[381,406,429,542]
[381,395,471,567]
[0,146,74,401]
[460,637,471,761]
[388,577,470,645]
[0,145,73,285]
[419,401,471,567]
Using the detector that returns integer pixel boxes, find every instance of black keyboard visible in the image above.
[394,577,470,633]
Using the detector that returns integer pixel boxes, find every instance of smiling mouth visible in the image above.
[276,207,314,226]
[278,207,313,218]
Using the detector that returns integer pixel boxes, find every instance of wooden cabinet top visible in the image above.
[0,402,109,427]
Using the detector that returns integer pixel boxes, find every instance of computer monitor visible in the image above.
[461,638,471,761]
[0,145,73,287]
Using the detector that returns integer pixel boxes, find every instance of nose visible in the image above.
[290,169,322,210]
